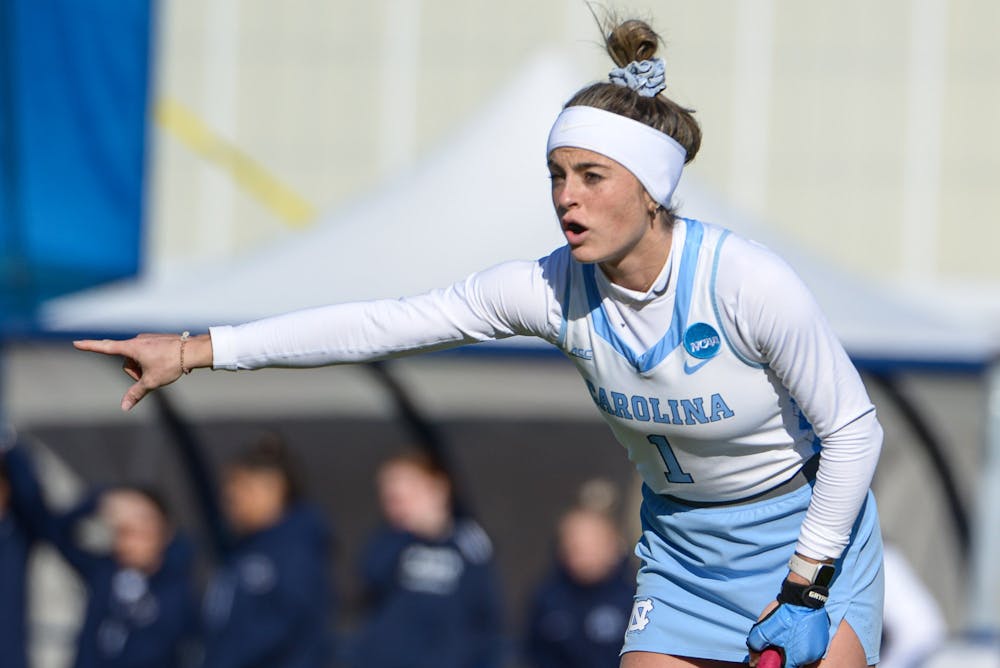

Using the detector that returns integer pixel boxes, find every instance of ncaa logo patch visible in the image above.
[683,322,721,360]
[626,598,654,634]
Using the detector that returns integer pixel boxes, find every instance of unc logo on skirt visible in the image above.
[626,598,654,635]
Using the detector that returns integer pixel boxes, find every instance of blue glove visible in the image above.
[747,603,830,668]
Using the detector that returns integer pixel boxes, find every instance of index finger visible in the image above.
[73,338,133,356]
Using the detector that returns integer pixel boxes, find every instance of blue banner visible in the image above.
[0,0,153,333]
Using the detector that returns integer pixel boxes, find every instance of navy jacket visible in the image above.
[348,520,505,668]
[524,558,636,668]
[200,504,333,668]
[5,446,198,668]
[0,446,37,668]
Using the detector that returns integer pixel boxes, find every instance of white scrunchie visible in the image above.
[608,58,667,97]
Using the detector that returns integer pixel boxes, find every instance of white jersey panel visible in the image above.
[558,219,818,502]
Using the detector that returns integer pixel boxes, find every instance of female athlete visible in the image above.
[76,17,884,668]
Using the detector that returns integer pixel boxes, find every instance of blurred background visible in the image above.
[2,0,999,666]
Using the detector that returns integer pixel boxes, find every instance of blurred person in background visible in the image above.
[182,433,334,668]
[1,439,197,668]
[344,450,505,668]
[0,436,33,668]
[525,503,635,668]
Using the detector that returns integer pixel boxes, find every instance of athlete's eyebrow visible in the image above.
[547,159,612,172]
[570,161,611,172]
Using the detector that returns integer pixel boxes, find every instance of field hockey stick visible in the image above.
[758,647,784,668]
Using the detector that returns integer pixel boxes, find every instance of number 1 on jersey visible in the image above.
[647,434,694,484]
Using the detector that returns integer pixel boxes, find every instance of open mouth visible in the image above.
[565,222,585,234]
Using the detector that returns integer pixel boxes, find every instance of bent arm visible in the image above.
[3,445,49,542]
[717,239,882,560]
[760,288,881,561]
[4,449,105,575]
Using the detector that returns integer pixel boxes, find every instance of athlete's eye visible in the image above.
[584,172,603,184]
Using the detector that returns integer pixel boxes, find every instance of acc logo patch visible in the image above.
[626,598,655,634]
[683,322,721,360]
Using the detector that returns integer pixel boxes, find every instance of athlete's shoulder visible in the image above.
[687,220,818,354]
[698,223,804,293]
[536,244,573,277]
[470,245,570,292]
[681,217,730,242]
[681,219,775,262]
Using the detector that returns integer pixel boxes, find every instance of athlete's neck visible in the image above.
[599,225,673,293]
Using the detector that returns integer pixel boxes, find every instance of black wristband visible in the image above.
[778,579,829,609]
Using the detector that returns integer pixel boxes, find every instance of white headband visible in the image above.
[546,105,687,207]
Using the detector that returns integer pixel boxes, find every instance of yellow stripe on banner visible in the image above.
[155,98,316,228]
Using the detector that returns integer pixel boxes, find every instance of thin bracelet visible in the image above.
[179,331,192,375]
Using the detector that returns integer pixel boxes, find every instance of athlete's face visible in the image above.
[548,147,670,288]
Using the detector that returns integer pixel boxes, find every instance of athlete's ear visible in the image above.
[642,190,659,218]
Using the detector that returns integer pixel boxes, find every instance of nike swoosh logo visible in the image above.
[554,122,598,133]
[683,358,711,375]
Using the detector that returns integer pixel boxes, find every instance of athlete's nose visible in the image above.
[555,175,580,210]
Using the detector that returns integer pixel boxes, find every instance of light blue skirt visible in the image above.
[620,482,884,664]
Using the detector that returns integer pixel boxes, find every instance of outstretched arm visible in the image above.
[74,256,565,411]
